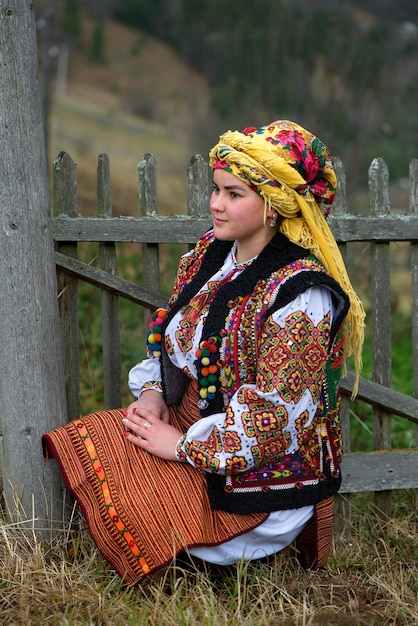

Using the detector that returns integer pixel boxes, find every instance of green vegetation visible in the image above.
[89,16,107,64]
[62,0,82,47]
[77,242,184,413]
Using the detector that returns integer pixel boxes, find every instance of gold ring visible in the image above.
[143,421,152,430]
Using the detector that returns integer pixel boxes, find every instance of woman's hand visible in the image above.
[126,389,170,423]
[123,390,182,461]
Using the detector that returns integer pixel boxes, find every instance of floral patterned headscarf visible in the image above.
[209,120,365,395]
[211,120,336,217]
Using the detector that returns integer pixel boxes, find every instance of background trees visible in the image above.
[164,0,417,183]
[36,0,418,186]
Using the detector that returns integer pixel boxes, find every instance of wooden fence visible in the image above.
[52,150,418,528]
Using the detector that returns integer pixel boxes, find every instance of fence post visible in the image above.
[369,158,392,517]
[410,159,418,452]
[138,153,160,334]
[0,2,68,533]
[332,158,352,534]
[98,154,122,409]
[54,152,80,421]
[187,154,210,219]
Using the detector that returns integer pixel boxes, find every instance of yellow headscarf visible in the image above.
[209,120,365,396]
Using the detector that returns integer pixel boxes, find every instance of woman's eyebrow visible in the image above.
[213,182,247,191]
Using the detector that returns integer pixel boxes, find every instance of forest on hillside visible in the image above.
[36,0,418,187]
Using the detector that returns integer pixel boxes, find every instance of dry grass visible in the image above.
[1,493,417,625]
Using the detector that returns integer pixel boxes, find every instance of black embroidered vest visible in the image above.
[160,231,349,513]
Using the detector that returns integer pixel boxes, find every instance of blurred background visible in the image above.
[34,1,418,441]
[35,0,418,217]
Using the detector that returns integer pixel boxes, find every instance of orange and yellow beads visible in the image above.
[146,308,167,358]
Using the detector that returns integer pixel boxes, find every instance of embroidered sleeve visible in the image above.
[177,286,334,474]
[128,358,162,398]
[175,434,188,462]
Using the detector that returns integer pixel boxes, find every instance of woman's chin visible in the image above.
[213,225,233,241]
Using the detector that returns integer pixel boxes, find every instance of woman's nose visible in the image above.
[210,192,223,212]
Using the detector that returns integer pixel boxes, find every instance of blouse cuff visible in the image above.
[175,434,188,462]
[138,381,163,397]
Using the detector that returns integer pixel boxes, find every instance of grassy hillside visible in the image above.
[49,16,214,216]
[47,10,418,217]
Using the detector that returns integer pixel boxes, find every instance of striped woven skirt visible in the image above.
[42,381,268,586]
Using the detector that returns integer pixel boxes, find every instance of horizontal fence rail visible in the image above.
[52,216,213,243]
[52,214,418,244]
[50,150,418,527]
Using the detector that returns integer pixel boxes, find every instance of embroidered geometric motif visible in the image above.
[258,311,330,404]
[184,428,222,472]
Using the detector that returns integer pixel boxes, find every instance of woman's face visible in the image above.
[210,168,270,262]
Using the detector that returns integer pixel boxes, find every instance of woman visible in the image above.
[43,120,365,586]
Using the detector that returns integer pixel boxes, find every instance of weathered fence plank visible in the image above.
[332,158,352,533]
[187,154,211,218]
[55,252,167,309]
[98,154,122,409]
[410,159,418,448]
[369,158,392,516]
[54,152,80,422]
[340,449,418,492]
[138,154,160,321]
[327,214,418,242]
[51,215,418,244]
[52,216,212,243]
[0,3,68,532]
[340,373,418,424]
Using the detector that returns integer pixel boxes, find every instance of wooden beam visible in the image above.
[340,449,418,492]
[328,214,418,242]
[52,214,418,244]
[52,216,212,243]
[340,373,418,424]
[55,252,167,309]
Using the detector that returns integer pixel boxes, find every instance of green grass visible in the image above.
[77,242,186,413]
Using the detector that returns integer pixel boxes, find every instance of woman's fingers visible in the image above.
[122,415,152,438]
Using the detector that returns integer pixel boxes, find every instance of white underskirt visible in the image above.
[188,505,314,565]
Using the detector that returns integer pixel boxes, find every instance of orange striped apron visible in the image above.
[43,381,268,586]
